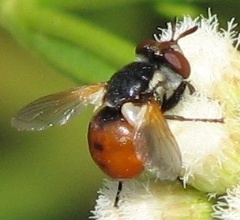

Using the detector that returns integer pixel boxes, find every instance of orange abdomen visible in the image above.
[88,107,144,179]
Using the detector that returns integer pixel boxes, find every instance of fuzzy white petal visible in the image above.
[213,185,240,220]
[155,11,240,193]
[90,179,213,220]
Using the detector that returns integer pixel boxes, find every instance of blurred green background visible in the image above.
[0,1,239,219]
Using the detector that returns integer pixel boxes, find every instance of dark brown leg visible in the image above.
[162,81,194,112]
[165,115,224,123]
[114,181,123,208]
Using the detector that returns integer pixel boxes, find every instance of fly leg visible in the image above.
[165,115,224,123]
[114,181,123,207]
[162,81,195,112]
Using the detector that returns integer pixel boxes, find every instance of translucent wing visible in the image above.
[11,83,106,131]
[121,101,181,180]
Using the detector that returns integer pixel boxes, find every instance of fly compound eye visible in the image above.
[164,50,190,79]
[160,25,198,79]
[156,25,198,78]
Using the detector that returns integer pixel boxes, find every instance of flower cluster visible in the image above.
[91,11,240,220]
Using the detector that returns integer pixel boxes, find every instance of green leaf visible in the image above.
[25,33,116,83]
[0,0,136,83]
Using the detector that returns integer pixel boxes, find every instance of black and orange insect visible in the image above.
[12,21,198,207]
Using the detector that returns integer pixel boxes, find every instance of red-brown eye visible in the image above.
[164,50,190,79]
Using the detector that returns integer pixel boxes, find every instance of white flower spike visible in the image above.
[90,179,213,220]
[91,10,240,220]
[159,10,240,194]
[213,185,240,220]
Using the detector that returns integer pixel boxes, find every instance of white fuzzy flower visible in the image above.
[90,179,213,220]
[155,10,240,194]
[213,185,240,220]
[91,10,240,219]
